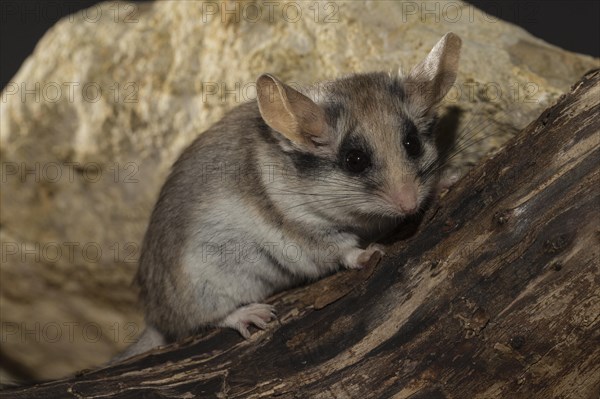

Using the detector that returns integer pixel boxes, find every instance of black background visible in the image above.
[1,1,599,90]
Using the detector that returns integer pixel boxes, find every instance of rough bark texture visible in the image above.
[4,71,599,399]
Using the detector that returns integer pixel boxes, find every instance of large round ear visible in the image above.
[407,32,462,112]
[256,74,327,149]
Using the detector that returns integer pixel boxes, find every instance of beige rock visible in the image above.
[0,0,597,380]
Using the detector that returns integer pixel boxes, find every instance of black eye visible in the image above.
[344,149,371,174]
[403,133,422,158]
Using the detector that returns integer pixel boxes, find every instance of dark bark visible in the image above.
[4,70,599,399]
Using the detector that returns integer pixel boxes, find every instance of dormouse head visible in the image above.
[256,33,462,227]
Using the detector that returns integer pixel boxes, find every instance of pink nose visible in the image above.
[391,185,418,213]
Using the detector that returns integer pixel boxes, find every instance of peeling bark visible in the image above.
[4,70,599,399]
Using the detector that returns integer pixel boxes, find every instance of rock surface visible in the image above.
[0,0,597,381]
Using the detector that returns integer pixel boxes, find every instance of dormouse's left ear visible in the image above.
[407,32,462,112]
[256,73,327,150]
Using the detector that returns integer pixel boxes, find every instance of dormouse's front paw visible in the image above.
[219,303,276,339]
[342,243,385,270]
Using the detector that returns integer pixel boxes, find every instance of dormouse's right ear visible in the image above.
[407,32,462,114]
[256,74,327,150]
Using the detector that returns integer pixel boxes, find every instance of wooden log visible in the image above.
[4,70,599,399]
